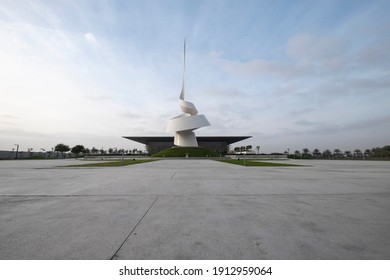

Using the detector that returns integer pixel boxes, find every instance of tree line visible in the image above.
[53,143,390,159]
[54,143,144,158]
[231,145,390,159]
[288,145,390,159]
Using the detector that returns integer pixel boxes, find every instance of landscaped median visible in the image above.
[215,159,305,167]
[59,159,158,167]
[59,158,304,168]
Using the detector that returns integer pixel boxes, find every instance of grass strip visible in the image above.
[60,159,156,167]
[152,147,220,157]
[216,159,304,167]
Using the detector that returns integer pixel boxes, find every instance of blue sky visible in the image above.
[1,0,389,153]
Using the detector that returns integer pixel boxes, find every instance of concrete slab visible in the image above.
[0,159,389,259]
[113,194,390,259]
[0,195,157,259]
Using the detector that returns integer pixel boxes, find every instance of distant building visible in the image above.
[123,136,251,155]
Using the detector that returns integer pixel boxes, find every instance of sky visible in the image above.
[1,0,389,153]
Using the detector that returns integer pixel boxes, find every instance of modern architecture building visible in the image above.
[123,41,252,155]
[166,39,210,146]
[123,136,251,155]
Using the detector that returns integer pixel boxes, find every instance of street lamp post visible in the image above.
[14,144,19,159]
[41,148,46,159]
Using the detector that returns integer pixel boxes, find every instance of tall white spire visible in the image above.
[179,38,186,100]
[167,39,210,147]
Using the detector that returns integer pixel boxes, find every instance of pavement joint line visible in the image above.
[1,193,390,198]
[109,195,159,260]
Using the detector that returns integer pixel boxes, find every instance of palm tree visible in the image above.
[301,148,311,159]
[353,149,362,157]
[333,149,342,158]
[322,149,332,159]
[27,148,33,157]
[312,148,321,158]
[371,147,381,157]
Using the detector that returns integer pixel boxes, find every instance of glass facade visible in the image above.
[123,136,251,155]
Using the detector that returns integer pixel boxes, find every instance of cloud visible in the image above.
[287,33,347,61]
[220,30,390,86]
[119,111,142,119]
[290,107,316,116]
[221,58,307,80]
[287,114,390,136]
[84,94,113,102]
[201,87,248,100]
[0,114,18,119]
[357,40,390,69]
[340,114,390,131]
[0,114,19,126]
[1,1,389,153]
[84,32,100,47]
[294,120,319,126]
[219,33,350,81]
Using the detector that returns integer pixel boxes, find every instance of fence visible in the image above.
[0,150,70,160]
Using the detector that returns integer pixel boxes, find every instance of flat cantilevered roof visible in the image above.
[122,136,251,145]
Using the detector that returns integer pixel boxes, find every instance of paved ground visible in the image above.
[0,158,389,260]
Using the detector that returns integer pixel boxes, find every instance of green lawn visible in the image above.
[216,159,305,167]
[153,146,220,157]
[60,159,157,167]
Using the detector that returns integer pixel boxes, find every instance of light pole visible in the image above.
[41,148,46,159]
[14,144,19,159]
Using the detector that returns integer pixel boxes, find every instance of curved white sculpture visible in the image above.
[167,40,210,147]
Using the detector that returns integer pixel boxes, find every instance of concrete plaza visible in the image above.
[0,158,389,259]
